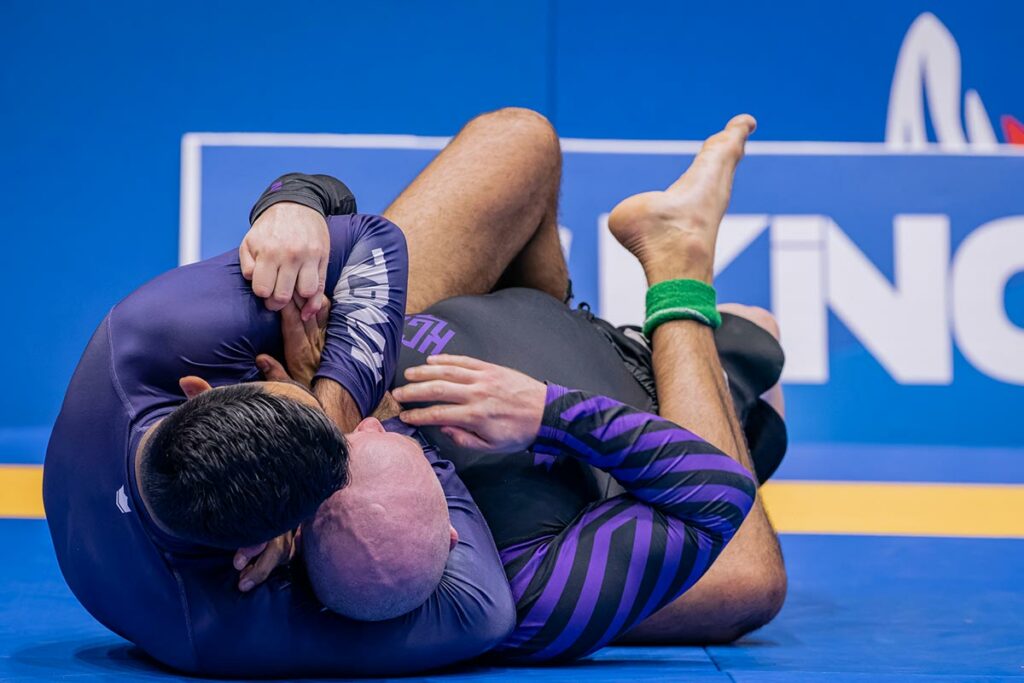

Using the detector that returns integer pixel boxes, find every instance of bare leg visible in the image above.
[383,107,568,313]
[387,108,786,641]
[609,116,787,644]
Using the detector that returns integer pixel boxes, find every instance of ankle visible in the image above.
[642,238,714,285]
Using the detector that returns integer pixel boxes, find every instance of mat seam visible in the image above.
[705,646,739,682]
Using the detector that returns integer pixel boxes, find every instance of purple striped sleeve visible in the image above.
[493,385,756,663]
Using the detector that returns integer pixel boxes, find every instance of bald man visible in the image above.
[251,111,785,660]
[302,417,457,621]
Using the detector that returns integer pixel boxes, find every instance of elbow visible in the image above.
[702,566,788,643]
[432,557,516,661]
[472,577,517,652]
[622,554,788,646]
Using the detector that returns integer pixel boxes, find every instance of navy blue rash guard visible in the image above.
[42,213,514,677]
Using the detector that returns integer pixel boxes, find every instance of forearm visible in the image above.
[536,385,754,533]
[501,386,755,662]
[315,215,409,418]
[312,379,362,432]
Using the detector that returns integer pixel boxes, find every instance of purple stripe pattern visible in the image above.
[493,384,757,662]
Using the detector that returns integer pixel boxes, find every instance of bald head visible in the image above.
[303,418,454,621]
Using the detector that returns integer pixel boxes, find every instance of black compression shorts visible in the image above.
[395,287,787,549]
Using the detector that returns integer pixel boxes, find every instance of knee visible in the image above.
[719,303,780,341]
[467,107,560,162]
[476,106,556,136]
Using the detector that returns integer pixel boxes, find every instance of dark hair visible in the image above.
[139,384,348,548]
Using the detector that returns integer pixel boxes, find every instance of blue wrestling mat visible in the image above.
[5,2,1023,680]
[2,518,1022,681]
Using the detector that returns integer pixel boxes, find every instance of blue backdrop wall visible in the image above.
[3,1,1022,472]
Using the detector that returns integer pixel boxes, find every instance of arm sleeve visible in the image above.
[111,212,407,422]
[247,174,405,416]
[315,214,409,417]
[391,456,518,667]
[492,384,757,662]
[109,252,281,419]
[249,172,357,222]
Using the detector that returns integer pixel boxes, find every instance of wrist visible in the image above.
[260,200,326,223]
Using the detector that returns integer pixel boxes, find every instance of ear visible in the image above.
[179,376,213,399]
[449,525,459,551]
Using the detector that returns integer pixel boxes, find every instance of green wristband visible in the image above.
[643,279,721,338]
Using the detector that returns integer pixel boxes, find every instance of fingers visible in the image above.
[280,299,302,326]
[297,255,329,322]
[403,363,477,385]
[425,354,491,370]
[269,264,299,311]
[233,542,267,572]
[251,259,276,301]
[279,303,309,348]
[239,539,286,592]
[300,283,326,322]
[393,380,474,405]
[239,241,256,280]
[314,295,330,330]
[296,261,320,301]
[441,426,489,450]
[399,403,474,428]
[317,252,328,299]
[256,354,290,381]
[302,309,321,338]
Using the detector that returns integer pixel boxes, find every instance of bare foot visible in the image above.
[607,114,756,284]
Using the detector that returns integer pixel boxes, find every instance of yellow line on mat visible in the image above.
[3,466,1024,538]
[0,465,44,519]
[761,480,1024,538]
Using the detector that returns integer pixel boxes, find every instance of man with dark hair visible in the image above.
[43,181,516,676]
[138,384,346,548]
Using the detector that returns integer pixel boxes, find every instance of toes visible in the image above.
[704,114,755,154]
[727,114,757,135]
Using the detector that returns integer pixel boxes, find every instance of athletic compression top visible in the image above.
[395,288,757,661]
[43,207,514,676]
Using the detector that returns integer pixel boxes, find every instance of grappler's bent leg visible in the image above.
[611,116,787,644]
[384,107,569,312]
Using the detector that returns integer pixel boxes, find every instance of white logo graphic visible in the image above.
[115,485,131,514]
[333,247,391,383]
[599,211,1024,387]
[886,12,998,150]
[598,13,1023,387]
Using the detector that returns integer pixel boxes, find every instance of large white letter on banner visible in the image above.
[771,215,829,383]
[827,215,952,384]
[952,216,1024,384]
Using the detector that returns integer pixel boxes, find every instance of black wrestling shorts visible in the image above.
[399,287,788,484]
[396,288,787,547]
[574,306,788,483]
